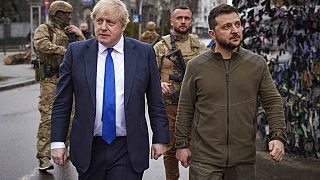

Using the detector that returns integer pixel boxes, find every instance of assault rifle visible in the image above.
[165,31,186,103]
[166,31,186,83]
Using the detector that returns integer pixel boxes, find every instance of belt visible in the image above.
[93,136,127,141]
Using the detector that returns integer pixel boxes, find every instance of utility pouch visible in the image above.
[46,64,53,76]
[40,63,57,80]
[170,91,180,105]
[31,59,40,81]
[50,55,63,70]
[40,63,46,81]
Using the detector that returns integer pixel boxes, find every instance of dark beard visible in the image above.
[173,26,191,35]
[216,36,241,51]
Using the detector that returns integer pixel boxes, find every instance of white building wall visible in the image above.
[192,0,228,37]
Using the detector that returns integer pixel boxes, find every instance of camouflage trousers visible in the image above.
[36,76,73,161]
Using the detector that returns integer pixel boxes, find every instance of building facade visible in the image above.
[192,0,228,37]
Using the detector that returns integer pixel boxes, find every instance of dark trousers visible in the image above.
[78,136,143,180]
[190,162,255,180]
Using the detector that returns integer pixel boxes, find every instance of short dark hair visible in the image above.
[208,4,238,30]
[171,5,191,14]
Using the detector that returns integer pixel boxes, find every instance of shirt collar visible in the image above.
[98,35,124,54]
[210,45,241,60]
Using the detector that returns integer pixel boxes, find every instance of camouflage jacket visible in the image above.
[33,22,84,69]
[154,33,206,105]
[140,30,161,45]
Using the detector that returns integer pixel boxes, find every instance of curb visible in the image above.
[0,79,38,91]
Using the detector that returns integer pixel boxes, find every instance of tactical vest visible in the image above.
[158,34,204,105]
[37,24,69,71]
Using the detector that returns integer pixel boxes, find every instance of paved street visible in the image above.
[0,52,36,91]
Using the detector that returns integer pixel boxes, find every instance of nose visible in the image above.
[181,17,187,23]
[101,21,108,30]
[231,25,239,33]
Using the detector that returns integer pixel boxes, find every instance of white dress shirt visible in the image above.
[51,36,126,149]
[94,36,126,137]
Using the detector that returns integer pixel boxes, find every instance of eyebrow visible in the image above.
[175,15,191,18]
[219,20,240,26]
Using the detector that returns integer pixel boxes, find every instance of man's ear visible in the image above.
[170,19,173,27]
[208,30,215,39]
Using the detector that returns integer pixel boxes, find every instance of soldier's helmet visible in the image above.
[49,1,73,17]
[146,21,156,31]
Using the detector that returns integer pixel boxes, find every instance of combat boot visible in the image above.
[38,157,54,171]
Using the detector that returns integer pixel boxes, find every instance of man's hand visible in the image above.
[52,148,68,165]
[176,148,191,168]
[151,143,167,160]
[161,82,171,96]
[67,25,83,37]
[269,140,285,162]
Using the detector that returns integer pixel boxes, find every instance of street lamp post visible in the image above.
[138,0,144,39]
[29,4,41,63]
[3,17,11,55]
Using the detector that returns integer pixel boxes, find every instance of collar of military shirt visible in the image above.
[173,31,189,42]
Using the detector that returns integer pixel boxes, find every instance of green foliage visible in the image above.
[124,18,139,39]
[0,1,20,22]
[159,9,170,36]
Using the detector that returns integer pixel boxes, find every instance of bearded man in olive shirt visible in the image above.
[175,5,286,180]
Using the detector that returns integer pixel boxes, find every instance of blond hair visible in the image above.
[91,0,130,27]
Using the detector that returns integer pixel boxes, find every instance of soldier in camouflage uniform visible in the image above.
[153,5,206,180]
[33,0,84,171]
[140,21,161,45]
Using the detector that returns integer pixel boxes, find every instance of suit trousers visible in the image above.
[77,136,143,180]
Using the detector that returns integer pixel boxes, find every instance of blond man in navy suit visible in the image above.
[50,0,169,179]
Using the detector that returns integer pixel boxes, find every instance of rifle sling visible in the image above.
[45,24,53,42]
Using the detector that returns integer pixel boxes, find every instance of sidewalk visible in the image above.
[0,52,37,91]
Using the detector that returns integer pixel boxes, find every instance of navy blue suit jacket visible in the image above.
[51,37,169,173]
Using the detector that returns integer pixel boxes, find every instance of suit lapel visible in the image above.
[124,37,138,109]
[84,39,98,109]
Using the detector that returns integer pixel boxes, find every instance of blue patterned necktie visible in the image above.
[102,48,116,144]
